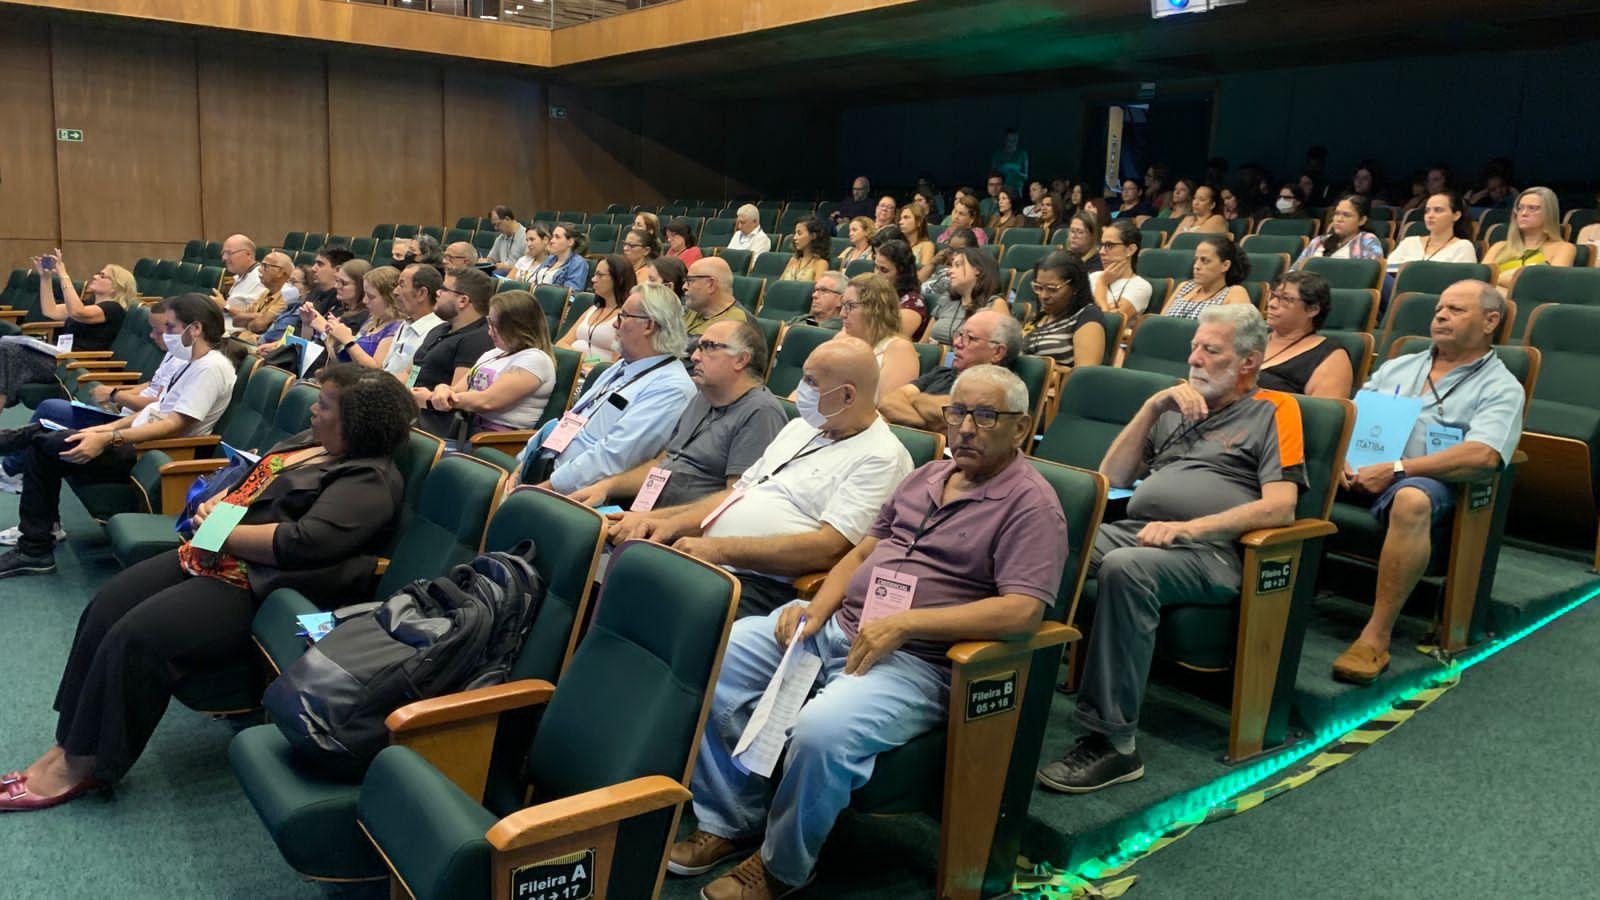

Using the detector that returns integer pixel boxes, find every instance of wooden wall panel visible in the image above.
[636,93,728,207]
[544,83,642,213]
[50,26,202,244]
[60,240,189,272]
[198,42,331,244]
[442,70,545,225]
[0,19,61,260]
[327,57,444,235]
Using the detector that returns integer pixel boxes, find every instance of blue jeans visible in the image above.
[3,399,103,475]
[690,603,949,885]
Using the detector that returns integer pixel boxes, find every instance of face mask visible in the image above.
[795,380,847,429]
[281,285,300,305]
[163,326,193,361]
[1275,198,1295,214]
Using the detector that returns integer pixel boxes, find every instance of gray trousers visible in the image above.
[1074,520,1242,741]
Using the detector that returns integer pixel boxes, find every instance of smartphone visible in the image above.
[40,256,55,271]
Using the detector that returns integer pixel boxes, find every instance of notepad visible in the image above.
[284,333,324,377]
[1347,390,1424,470]
[732,619,822,778]
[189,502,248,552]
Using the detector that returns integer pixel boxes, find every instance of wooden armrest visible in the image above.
[1239,518,1338,549]
[159,458,229,515]
[374,558,390,575]
[469,429,536,449]
[56,350,114,361]
[388,679,556,734]
[946,620,1078,666]
[0,310,26,321]
[794,571,827,599]
[65,359,129,372]
[487,775,690,853]
[77,371,142,384]
[136,435,221,452]
[1510,449,1528,466]
[20,321,63,335]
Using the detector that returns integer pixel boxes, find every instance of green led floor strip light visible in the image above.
[1015,582,1600,898]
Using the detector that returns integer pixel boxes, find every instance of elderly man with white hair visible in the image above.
[1037,302,1307,795]
[512,283,697,495]
[728,203,772,256]
[213,234,266,313]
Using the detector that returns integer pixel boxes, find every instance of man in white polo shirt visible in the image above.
[727,204,772,256]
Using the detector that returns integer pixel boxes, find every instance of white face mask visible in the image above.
[1275,198,1296,214]
[794,380,847,429]
[163,326,194,361]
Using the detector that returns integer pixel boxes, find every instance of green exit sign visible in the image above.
[56,128,83,142]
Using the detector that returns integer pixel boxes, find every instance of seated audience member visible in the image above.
[214,234,266,314]
[668,364,1062,898]
[415,235,446,272]
[1037,304,1304,792]
[1091,220,1155,319]
[1464,164,1517,210]
[1346,161,1385,207]
[925,244,1009,345]
[571,320,786,510]
[633,211,661,245]
[1482,187,1575,290]
[410,266,496,435]
[780,217,831,283]
[1387,192,1478,269]
[1113,178,1156,220]
[1220,186,1244,223]
[879,309,1020,430]
[532,223,590,292]
[1164,235,1253,317]
[0,365,413,809]
[621,227,663,283]
[513,283,696,494]
[1032,191,1066,242]
[388,237,418,270]
[1024,252,1106,368]
[684,257,751,353]
[837,217,876,266]
[873,195,898,232]
[833,176,876,223]
[228,250,290,340]
[937,195,988,245]
[916,227,977,309]
[253,246,353,351]
[1064,211,1104,273]
[1331,281,1524,683]
[1258,271,1354,399]
[896,207,936,270]
[1157,177,1192,220]
[556,254,632,369]
[1172,184,1228,236]
[1022,179,1047,220]
[382,263,445,384]
[312,265,401,369]
[612,336,912,618]
[912,185,943,222]
[506,223,551,283]
[645,255,689,299]
[0,294,239,577]
[980,172,1005,219]
[664,218,705,268]
[1399,171,1428,216]
[1273,183,1313,219]
[428,290,555,437]
[873,240,929,340]
[302,259,370,343]
[1292,195,1385,270]
[729,204,772,256]
[284,264,309,307]
[834,274,919,398]
[0,252,134,411]
[482,206,527,274]
[1297,174,1327,213]
[790,270,848,330]
[443,241,478,275]
[942,186,978,227]
[989,186,1028,241]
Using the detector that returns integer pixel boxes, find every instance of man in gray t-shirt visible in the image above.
[569,319,786,511]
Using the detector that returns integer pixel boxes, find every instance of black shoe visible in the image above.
[0,424,42,456]
[0,548,55,578]
[1036,733,1144,794]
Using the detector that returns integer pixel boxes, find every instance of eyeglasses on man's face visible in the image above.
[942,405,1024,430]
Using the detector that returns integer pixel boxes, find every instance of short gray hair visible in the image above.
[989,314,1024,363]
[1455,279,1506,318]
[736,203,760,224]
[637,283,688,357]
[1199,303,1269,358]
[723,320,769,376]
[953,364,1029,413]
[815,269,847,294]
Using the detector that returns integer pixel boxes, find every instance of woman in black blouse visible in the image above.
[0,364,417,811]
[1022,251,1106,369]
[1258,270,1353,399]
[0,251,134,410]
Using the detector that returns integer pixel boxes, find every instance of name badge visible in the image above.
[540,412,589,453]
[630,467,672,512]
[860,567,917,626]
[700,486,746,530]
[56,334,74,353]
[1425,424,1465,452]
[406,367,420,388]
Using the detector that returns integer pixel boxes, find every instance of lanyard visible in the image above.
[756,426,866,485]
[1421,351,1489,413]
[571,356,675,416]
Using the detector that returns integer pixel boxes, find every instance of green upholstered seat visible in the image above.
[1508,267,1600,338]
[888,424,942,468]
[531,284,569,329]
[1377,292,1440,359]
[1247,252,1289,285]
[1256,218,1318,239]
[731,275,763,311]
[914,341,942,376]
[1034,366,1177,470]
[1393,261,1493,297]
[1165,231,1211,252]
[1240,234,1307,257]
[1325,288,1378,332]
[718,248,753,276]
[1134,248,1193,283]
[766,323,833,397]
[1123,315,1198,380]
[536,347,582,430]
[1303,256,1383,291]
[1008,353,1051,420]
[1000,226,1043,246]
[1000,244,1052,275]
[758,281,812,321]
[748,251,792,280]
[558,291,594,337]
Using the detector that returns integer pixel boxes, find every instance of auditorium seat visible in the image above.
[1256,218,1319,239]
[355,540,737,900]
[1507,266,1600,338]
[471,231,496,255]
[845,258,874,278]
[372,239,394,263]
[1325,288,1379,332]
[1141,217,1180,246]
[370,224,396,241]
[180,240,205,264]
[1033,365,1178,469]
[349,236,376,261]
[444,227,473,245]
[301,233,326,254]
[1246,251,1289,286]
[999,226,1043,246]
[421,226,445,241]
[1122,314,1198,380]
[558,291,594,336]
[393,224,419,239]
[751,317,782,377]
[748,250,792,280]
[1379,291,1515,358]
[1303,256,1385,291]
[1511,303,1600,568]
[1133,248,1193,283]
[199,266,225,291]
[1320,329,1376,392]
[1393,260,1494,296]
[530,283,569,328]
[1000,243,1052,276]
[767,323,834,396]
[731,274,763,311]
[1165,232,1213,252]
[718,247,753,275]
[756,280,812,321]
[587,223,618,253]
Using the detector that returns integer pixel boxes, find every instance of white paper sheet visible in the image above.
[732,619,822,778]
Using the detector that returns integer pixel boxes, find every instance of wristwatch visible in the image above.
[1392,460,1406,480]
[110,429,126,447]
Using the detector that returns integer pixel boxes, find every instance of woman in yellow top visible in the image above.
[1483,186,1575,290]
[896,205,937,269]
[836,216,875,267]
[779,217,831,282]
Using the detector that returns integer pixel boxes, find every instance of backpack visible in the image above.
[263,539,545,779]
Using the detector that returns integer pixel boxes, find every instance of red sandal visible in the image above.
[0,776,105,812]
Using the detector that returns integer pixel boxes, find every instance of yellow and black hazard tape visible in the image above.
[1012,674,1461,898]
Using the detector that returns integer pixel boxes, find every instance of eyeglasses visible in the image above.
[952,330,1000,346]
[942,405,1024,430]
[684,274,714,284]
[622,242,646,250]
[1100,240,1126,249]
[840,300,862,313]
[1268,290,1302,305]
[615,310,652,323]
[694,339,735,354]
[444,255,473,263]
[437,287,467,299]
[1033,281,1067,293]
[813,286,842,296]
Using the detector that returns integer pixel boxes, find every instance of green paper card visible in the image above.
[190,502,249,553]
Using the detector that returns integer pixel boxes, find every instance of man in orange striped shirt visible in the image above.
[1038,304,1305,794]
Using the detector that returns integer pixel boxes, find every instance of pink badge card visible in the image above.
[631,467,672,512]
[540,411,588,453]
[860,567,917,625]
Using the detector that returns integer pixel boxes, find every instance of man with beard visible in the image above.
[1036,303,1305,794]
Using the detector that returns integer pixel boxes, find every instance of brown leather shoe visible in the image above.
[667,830,747,877]
[1332,640,1390,684]
[699,853,805,900]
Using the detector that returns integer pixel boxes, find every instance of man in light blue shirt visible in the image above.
[1334,280,1525,684]
[515,283,696,494]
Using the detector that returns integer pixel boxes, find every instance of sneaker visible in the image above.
[700,853,808,900]
[0,524,65,547]
[668,830,749,877]
[1036,733,1145,794]
[0,549,55,578]
[0,466,20,495]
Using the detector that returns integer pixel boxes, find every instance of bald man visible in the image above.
[611,336,913,618]
[443,241,477,272]
[683,256,750,355]
[214,233,265,312]
[229,250,291,340]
